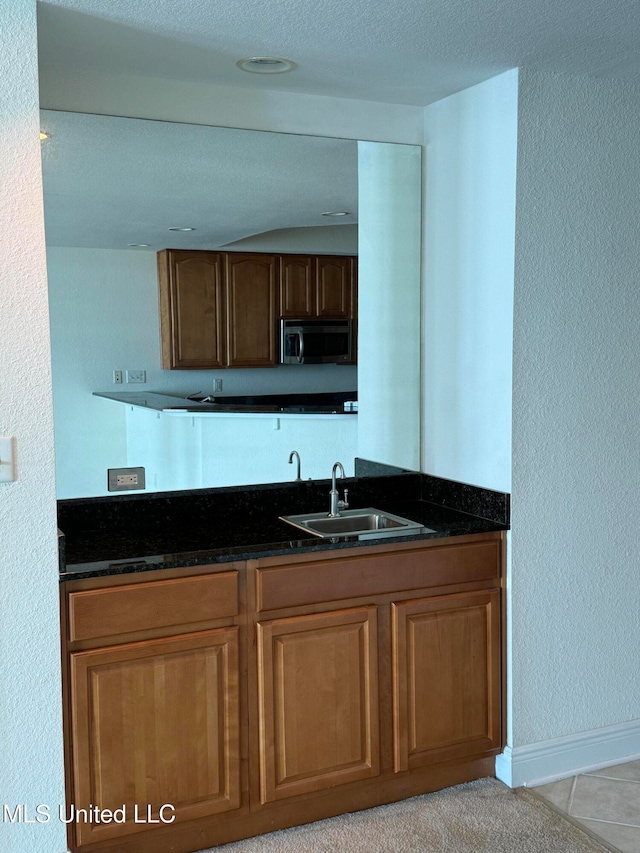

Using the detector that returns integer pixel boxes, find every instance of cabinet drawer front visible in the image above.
[69,572,238,642]
[256,540,500,612]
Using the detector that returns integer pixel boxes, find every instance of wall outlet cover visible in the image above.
[126,369,146,384]
[108,467,146,491]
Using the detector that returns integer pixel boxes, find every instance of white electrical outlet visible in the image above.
[113,370,124,384]
[213,378,223,392]
[108,467,146,491]
[126,369,146,384]
[117,473,139,486]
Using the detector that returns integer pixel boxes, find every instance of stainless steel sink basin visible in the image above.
[279,507,432,539]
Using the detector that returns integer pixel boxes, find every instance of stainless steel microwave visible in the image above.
[279,319,353,365]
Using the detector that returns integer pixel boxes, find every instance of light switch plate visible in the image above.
[0,436,16,483]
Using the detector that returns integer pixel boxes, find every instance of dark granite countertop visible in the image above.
[93,390,358,415]
[58,467,509,581]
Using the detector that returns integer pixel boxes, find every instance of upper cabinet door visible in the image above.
[225,253,279,367]
[158,250,225,369]
[280,255,314,318]
[316,256,353,318]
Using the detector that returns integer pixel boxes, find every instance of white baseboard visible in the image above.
[495,719,640,788]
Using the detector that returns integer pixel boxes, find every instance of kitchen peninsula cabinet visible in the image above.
[159,249,357,369]
[61,531,504,853]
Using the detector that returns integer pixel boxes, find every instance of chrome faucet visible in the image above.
[288,450,301,481]
[329,461,349,517]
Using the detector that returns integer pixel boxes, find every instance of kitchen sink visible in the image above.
[279,507,432,539]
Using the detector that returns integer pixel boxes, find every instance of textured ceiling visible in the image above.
[38,0,640,107]
[39,111,358,249]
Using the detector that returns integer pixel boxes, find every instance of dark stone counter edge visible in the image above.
[59,515,508,581]
[93,390,358,415]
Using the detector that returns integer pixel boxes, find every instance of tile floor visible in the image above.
[533,760,640,853]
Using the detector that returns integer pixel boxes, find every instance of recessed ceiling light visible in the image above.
[168,227,195,232]
[128,243,150,248]
[321,211,350,217]
[236,57,297,74]
[39,131,50,141]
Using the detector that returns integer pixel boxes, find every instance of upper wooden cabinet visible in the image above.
[159,250,356,369]
[225,254,278,367]
[158,249,278,370]
[316,256,353,318]
[279,255,314,317]
[158,250,225,369]
[280,255,356,319]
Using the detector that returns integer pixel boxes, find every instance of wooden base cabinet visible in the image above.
[256,606,379,803]
[392,589,501,773]
[61,533,504,853]
[69,629,241,847]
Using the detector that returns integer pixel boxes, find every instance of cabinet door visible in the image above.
[225,253,278,367]
[69,628,241,846]
[280,255,314,317]
[315,256,352,317]
[392,590,501,772]
[158,250,225,369]
[257,606,379,803]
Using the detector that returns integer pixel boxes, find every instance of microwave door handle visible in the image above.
[297,330,305,363]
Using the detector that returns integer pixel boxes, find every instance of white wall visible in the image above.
[357,142,423,470]
[511,70,640,749]
[422,70,517,492]
[0,2,66,851]
[126,408,356,491]
[47,247,357,497]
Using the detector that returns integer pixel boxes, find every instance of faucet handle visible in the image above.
[339,488,349,511]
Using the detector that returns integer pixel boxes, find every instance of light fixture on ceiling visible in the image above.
[236,57,297,74]
[128,243,150,248]
[321,211,350,217]
[168,226,195,232]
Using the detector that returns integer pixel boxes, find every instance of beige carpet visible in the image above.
[200,778,611,852]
